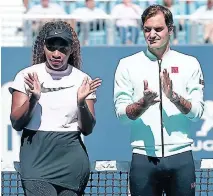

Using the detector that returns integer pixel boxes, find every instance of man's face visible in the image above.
[163,0,173,7]
[143,12,172,49]
[123,0,132,5]
[207,0,213,9]
[86,0,95,9]
[41,0,49,8]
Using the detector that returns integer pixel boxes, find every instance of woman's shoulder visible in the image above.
[70,66,92,79]
[16,63,45,75]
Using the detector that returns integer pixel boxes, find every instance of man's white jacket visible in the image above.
[114,49,204,157]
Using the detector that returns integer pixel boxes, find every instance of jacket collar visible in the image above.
[145,47,171,61]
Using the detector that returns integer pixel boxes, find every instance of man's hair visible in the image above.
[141,5,174,31]
[32,21,81,69]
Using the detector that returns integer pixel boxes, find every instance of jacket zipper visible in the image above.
[157,59,164,157]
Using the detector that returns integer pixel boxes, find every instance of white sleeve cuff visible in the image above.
[185,101,203,122]
[116,104,134,124]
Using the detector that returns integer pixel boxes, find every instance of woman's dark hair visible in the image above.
[32,21,81,69]
[141,5,174,31]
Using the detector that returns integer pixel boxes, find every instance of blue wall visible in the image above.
[2,46,213,161]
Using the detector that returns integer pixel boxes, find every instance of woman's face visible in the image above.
[44,38,72,71]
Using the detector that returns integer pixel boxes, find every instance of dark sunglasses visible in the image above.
[46,44,70,54]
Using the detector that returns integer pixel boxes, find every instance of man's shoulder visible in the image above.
[117,51,145,69]
[49,3,66,13]
[171,50,198,63]
[27,4,42,14]
[120,51,145,62]
[72,7,88,14]
[49,3,64,9]
[113,3,125,10]
[94,8,107,14]
[170,50,201,71]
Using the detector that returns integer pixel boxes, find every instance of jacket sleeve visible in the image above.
[185,58,205,122]
[113,60,134,124]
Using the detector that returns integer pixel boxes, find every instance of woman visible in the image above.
[9,21,102,196]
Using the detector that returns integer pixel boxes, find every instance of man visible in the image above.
[26,0,67,41]
[190,0,213,43]
[114,5,204,196]
[111,0,143,45]
[162,0,184,45]
[27,0,66,15]
[71,0,107,45]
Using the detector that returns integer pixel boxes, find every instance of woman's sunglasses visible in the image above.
[46,44,70,54]
[45,39,71,54]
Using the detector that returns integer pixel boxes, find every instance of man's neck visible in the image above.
[124,2,132,7]
[42,4,49,8]
[88,7,95,10]
[165,5,172,8]
[148,44,170,60]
